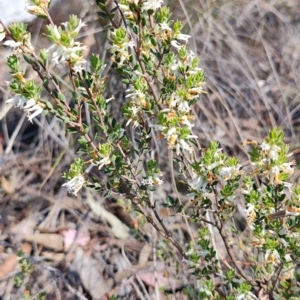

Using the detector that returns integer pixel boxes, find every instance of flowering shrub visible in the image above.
[1,0,300,298]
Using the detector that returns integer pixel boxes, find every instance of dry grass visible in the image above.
[0,0,300,299]
[171,0,300,153]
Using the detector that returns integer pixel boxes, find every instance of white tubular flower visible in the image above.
[176,139,193,155]
[165,127,178,148]
[109,39,135,67]
[189,175,208,193]
[280,161,296,176]
[198,286,212,297]
[188,86,204,95]
[52,46,65,64]
[126,89,146,104]
[153,175,164,186]
[3,40,22,48]
[73,59,86,73]
[188,67,204,75]
[0,24,6,41]
[286,206,300,217]
[236,292,258,300]
[96,156,111,170]
[219,164,242,180]
[142,0,163,11]
[206,161,221,171]
[141,178,149,185]
[52,44,86,66]
[179,115,194,129]
[260,141,270,152]
[165,127,176,138]
[265,249,280,265]
[25,1,47,17]
[160,22,172,32]
[269,166,280,184]
[176,33,191,43]
[126,118,139,129]
[6,95,26,108]
[245,204,256,229]
[169,59,182,72]
[25,0,50,11]
[126,105,140,128]
[105,96,115,103]
[178,100,191,113]
[142,174,164,186]
[62,174,85,196]
[129,105,140,116]
[170,40,182,50]
[23,99,43,123]
[268,145,281,160]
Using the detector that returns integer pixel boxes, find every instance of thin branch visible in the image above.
[119,178,186,258]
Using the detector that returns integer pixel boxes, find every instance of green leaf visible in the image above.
[97,11,107,19]
[98,2,107,11]
[23,54,33,65]
[43,77,49,86]
[57,93,65,101]
[67,127,77,133]
[83,123,90,134]
[32,61,41,71]
[150,37,157,46]
[108,13,115,20]
[132,25,139,34]
[52,76,60,85]
[90,54,102,73]
[45,101,53,110]
[72,91,80,100]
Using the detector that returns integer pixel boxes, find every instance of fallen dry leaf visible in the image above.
[137,262,183,291]
[41,251,66,262]
[138,243,152,265]
[85,189,129,239]
[0,254,18,280]
[23,232,63,251]
[0,176,15,194]
[61,229,90,251]
[20,242,32,255]
[10,215,39,242]
[71,247,110,299]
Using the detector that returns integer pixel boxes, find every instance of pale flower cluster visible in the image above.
[62,174,85,196]
[245,203,256,229]
[218,164,243,180]
[25,0,50,17]
[236,291,258,300]
[47,18,87,72]
[251,141,296,187]
[95,155,111,170]
[142,0,164,11]
[109,30,135,67]
[6,95,44,123]
[1,24,23,48]
[142,174,164,186]
[22,98,44,122]
[264,249,280,266]
[188,175,209,197]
